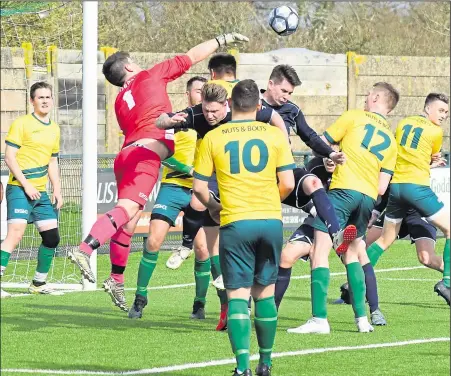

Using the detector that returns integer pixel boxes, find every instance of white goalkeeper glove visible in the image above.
[216,32,249,47]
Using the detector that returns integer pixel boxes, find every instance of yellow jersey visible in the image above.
[207,79,239,99]
[194,120,295,226]
[5,113,60,191]
[324,110,397,200]
[392,115,443,186]
[161,129,197,188]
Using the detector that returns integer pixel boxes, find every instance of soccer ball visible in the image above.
[269,5,299,36]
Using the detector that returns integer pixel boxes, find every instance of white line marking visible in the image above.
[2,337,449,375]
[291,265,426,280]
[378,278,438,282]
[5,265,429,297]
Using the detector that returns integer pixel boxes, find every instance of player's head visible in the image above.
[186,76,207,106]
[201,83,228,126]
[208,53,237,80]
[364,82,399,114]
[103,51,142,87]
[30,81,53,116]
[231,79,260,115]
[266,65,301,105]
[423,93,449,126]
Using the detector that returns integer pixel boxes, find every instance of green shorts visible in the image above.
[312,189,376,238]
[150,183,191,226]
[6,185,57,225]
[386,183,444,221]
[219,219,283,289]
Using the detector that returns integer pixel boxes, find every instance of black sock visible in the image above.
[310,188,340,238]
[362,263,379,313]
[275,266,292,310]
[182,204,206,249]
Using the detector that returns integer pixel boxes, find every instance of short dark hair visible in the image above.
[208,53,237,77]
[269,65,301,87]
[201,83,228,103]
[373,82,400,111]
[102,51,130,87]
[231,79,260,112]
[186,76,207,91]
[30,81,52,99]
[425,93,449,108]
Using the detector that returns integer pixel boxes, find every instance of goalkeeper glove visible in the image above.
[215,32,249,47]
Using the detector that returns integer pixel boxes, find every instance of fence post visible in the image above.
[22,42,33,113]
[100,46,120,154]
[346,51,357,110]
[46,45,58,124]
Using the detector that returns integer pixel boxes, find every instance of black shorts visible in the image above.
[208,173,220,202]
[282,168,316,209]
[374,209,436,243]
[203,210,219,227]
[288,215,315,262]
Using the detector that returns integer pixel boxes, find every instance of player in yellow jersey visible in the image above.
[193,79,295,376]
[366,93,450,305]
[127,76,208,317]
[1,82,63,297]
[288,82,399,334]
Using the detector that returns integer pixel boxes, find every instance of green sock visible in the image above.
[254,296,278,367]
[366,242,385,267]
[34,245,55,282]
[1,250,11,274]
[228,298,251,372]
[311,267,330,319]
[443,239,450,288]
[346,262,367,318]
[194,258,211,303]
[136,249,159,297]
[211,255,228,305]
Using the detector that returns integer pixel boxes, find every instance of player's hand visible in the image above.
[329,151,346,165]
[24,184,41,201]
[431,157,447,169]
[367,211,379,229]
[216,33,249,47]
[52,190,64,209]
[323,158,336,173]
[170,112,188,126]
[431,152,442,162]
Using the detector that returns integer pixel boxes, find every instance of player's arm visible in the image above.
[186,33,249,65]
[192,136,222,220]
[4,120,40,200]
[156,109,192,130]
[378,141,397,196]
[275,133,296,201]
[162,156,193,176]
[295,110,345,164]
[4,145,40,200]
[269,111,289,142]
[48,157,63,209]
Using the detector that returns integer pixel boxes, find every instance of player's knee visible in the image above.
[417,251,432,267]
[194,242,209,259]
[303,176,323,195]
[5,226,26,246]
[146,235,163,252]
[40,228,60,248]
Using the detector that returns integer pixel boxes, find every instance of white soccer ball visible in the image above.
[269,5,299,36]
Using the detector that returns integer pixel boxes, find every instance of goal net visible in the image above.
[1,1,86,290]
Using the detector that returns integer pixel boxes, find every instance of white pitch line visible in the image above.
[5,265,429,297]
[2,337,449,375]
[378,278,438,282]
[291,265,426,280]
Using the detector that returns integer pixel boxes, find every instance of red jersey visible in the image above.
[115,55,192,149]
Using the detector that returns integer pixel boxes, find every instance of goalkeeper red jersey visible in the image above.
[115,54,192,151]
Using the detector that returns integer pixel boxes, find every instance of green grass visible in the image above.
[1,240,450,376]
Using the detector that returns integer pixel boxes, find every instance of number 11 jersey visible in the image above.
[392,115,443,186]
[324,109,397,200]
